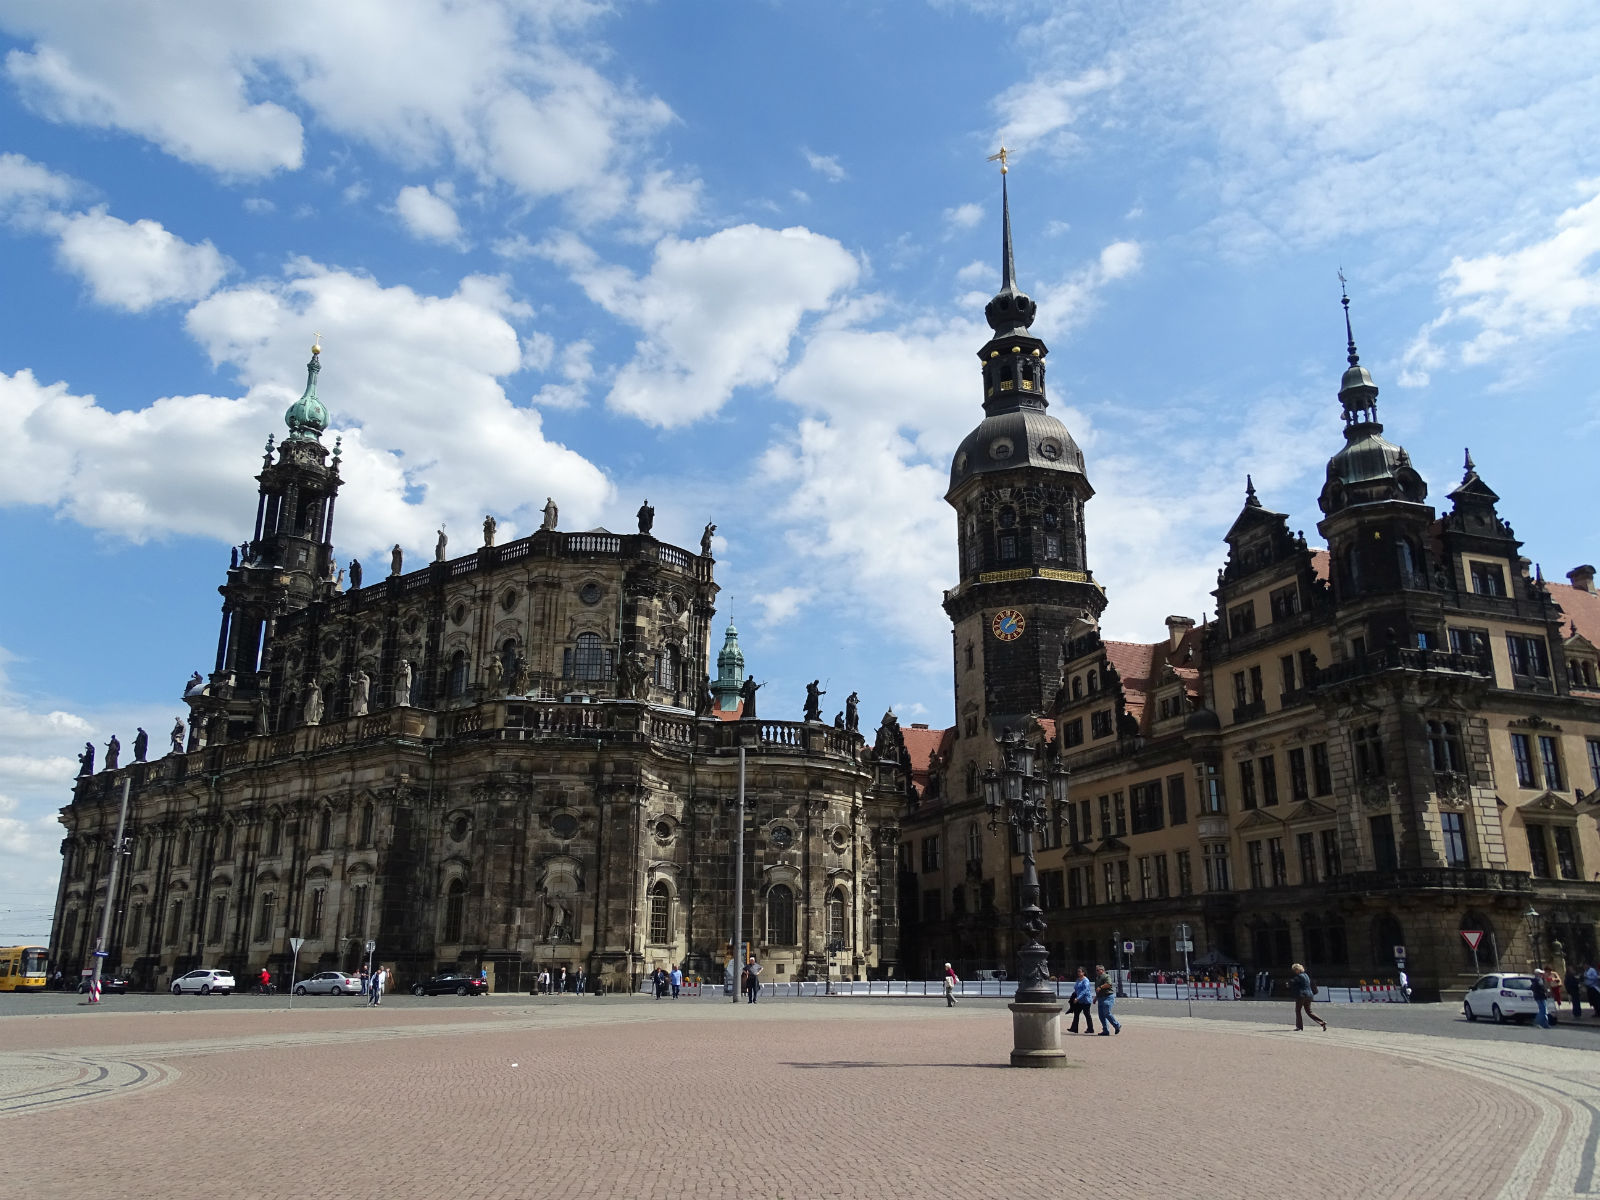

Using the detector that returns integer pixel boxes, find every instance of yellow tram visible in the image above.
[0,946,50,991]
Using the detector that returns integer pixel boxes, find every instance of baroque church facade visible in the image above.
[50,348,904,993]
[899,186,1600,1001]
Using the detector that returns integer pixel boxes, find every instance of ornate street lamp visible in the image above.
[983,727,1071,1067]
[1524,905,1543,972]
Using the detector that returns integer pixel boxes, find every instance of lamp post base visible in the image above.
[1008,1001,1068,1068]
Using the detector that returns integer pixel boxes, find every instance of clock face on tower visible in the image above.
[991,608,1026,641]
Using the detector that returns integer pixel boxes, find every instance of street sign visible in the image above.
[1176,923,1191,940]
[92,949,109,957]
[364,939,376,953]
[1176,940,1194,953]
[290,937,305,953]
[1461,930,1483,951]
[1122,940,1134,954]
[1392,944,1407,959]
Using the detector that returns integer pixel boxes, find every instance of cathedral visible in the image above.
[897,177,1600,1002]
[50,345,904,994]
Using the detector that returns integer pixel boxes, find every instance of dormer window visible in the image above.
[1469,561,1505,596]
[1228,602,1256,636]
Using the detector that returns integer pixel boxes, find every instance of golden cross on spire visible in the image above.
[312,330,323,354]
[987,142,1009,175]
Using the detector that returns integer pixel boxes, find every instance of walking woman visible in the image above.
[1291,963,1326,1031]
[943,962,960,1007]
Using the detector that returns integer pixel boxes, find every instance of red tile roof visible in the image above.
[1550,582,1600,647]
[901,724,953,774]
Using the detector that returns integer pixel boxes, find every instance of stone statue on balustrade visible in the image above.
[77,742,94,776]
[350,670,371,717]
[390,544,403,576]
[184,671,204,696]
[104,735,120,771]
[394,659,413,707]
[510,654,531,697]
[845,691,860,733]
[542,497,558,531]
[435,528,448,561]
[349,558,362,591]
[483,513,496,546]
[637,499,654,535]
[133,728,148,763]
[701,522,716,556]
[483,654,503,694]
[169,718,185,755]
[738,676,763,721]
[696,674,715,717]
[803,680,826,723]
[303,681,324,726]
[255,693,272,735]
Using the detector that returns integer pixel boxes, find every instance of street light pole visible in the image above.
[87,775,133,1004]
[1525,905,1543,972]
[983,728,1070,1067]
[731,745,745,1003]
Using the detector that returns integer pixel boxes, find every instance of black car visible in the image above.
[411,972,488,997]
[78,974,130,994]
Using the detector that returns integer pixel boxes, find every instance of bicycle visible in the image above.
[250,982,278,996]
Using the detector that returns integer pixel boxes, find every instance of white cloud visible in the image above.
[0,150,75,210]
[394,183,463,246]
[0,1,677,214]
[531,339,594,410]
[1400,185,1600,385]
[0,260,612,556]
[754,585,809,627]
[242,196,275,215]
[47,207,229,311]
[955,259,991,286]
[803,149,846,182]
[629,169,702,239]
[995,65,1122,156]
[545,224,861,428]
[943,202,983,233]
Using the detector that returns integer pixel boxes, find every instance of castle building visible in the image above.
[900,193,1600,1000]
[50,350,903,993]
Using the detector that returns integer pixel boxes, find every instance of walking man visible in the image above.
[1069,967,1096,1034]
[744,955,762,1003]
[367,964,384,1006]
[671,963,683,999]
[943,962,959,1007]
[1093,964,1122,1035]
[1532,971,1551,1029]
[1290,962,1327,1031]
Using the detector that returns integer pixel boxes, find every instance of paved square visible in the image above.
[2,997,1586,1198]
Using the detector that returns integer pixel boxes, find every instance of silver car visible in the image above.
[294,971,361,996]
[172,968,236,996]
[1462,973,1556,1024]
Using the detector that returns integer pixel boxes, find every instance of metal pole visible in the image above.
[88,775,133,1003]
[732,745,744,1003]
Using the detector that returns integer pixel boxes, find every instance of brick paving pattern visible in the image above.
[1,999,1580,1199]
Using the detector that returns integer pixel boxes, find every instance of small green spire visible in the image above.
[712,620,745,712]
[284,342,328,442]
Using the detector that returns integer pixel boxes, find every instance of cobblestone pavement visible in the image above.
[1,997,1588,1199]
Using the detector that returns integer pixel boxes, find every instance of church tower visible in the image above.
[711,620,745,714]
[943,163,1106,735]
[192,343,342,745]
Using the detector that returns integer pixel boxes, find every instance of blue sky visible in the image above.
[2,0,1597,942]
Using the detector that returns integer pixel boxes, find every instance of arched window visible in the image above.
[267,816,283,856]
[500,638,519,685]
[966,822,983,864]
[443,878,466,943]
[220,822,234,861]
[655,646,678,691]
[648,881,671,943]
[1397,539,1417,583]
[359,803,374,848]
[317,809,332,851]
[826,888,847,945]
[1087,670,1099,693]
[570,632,610,681]
[1072,676,1083,700]
[965,761,979,797]
[1426,721,1464,774]
[447,650,467,697]
[766,884,797,945]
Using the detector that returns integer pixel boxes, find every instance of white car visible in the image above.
[1462,973,1557,1024]
[171,968,236,996]
[294,971,361,996]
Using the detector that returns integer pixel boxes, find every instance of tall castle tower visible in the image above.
[943,164,1106,737]
[189,343,342,745]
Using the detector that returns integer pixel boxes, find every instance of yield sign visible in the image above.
[1461,929,1484,950]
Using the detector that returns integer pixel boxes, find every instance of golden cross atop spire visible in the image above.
[987,142,1009,175]
[312,331,323,355]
